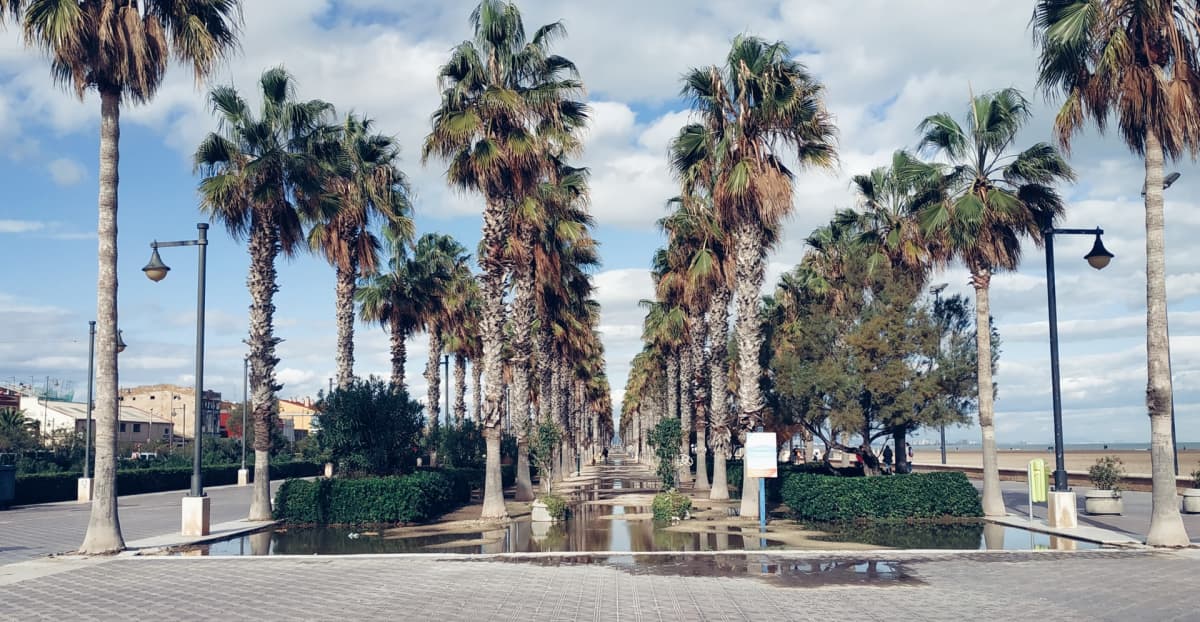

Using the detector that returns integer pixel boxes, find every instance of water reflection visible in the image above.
[812,521,1098,550]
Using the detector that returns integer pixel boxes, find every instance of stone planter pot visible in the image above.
[531,500,554,523]
[1084,489,1123,515]
[1182,489,1200,514]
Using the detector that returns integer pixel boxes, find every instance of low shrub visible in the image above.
[539,494,568,521]
[12,462,323,506]
[651,490,692,521]
[1191,466,1200,489]
[725,460,860,501]
[1088,456,1125,493]
[273,470,471,525]
[781,471,982,522]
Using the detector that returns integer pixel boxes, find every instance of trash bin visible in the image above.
[0,462,15,510]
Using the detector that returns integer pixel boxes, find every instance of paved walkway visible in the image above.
[0,549,1197,620]
[993,479,1200,543]
[0,481,278,565]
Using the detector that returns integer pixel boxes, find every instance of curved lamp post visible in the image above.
[81,326,125,501]
[1044,226,1113,494]
[143,223,209,536]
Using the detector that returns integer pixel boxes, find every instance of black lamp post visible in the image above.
[84,324,124,482]
[143,223,208,498]
[241,355,248,471]
[1044,226,1113,492]
[441,354,450,427]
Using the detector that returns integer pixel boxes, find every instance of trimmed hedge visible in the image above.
[724,460,862,502]
[12,462,323,506]
[274,471,472,525]
[782,471,983,522]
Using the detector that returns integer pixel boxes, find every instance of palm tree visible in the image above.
[357,236,422,390]
[196,67,335,522]
[309,114,414,389]
[916,87,1074,517]
[423,0,586,519]
[444,272,482,427]
[412,234,470,443]
[0,407,36,451]
[10,0,241,554]
[678,35,837,517]
[1032,0,1200,547]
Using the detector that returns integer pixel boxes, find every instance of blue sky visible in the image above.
[1,0,1198,446]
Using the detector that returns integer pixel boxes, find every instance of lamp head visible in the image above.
[930,283,948,295]
[142,245,170,282]
[1164,172,1181,189]
[1084,232,1114,270]
[116,330,127,353]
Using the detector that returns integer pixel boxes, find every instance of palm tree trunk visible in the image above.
[333,249,358,389]
[248,207,282,521]
[425,330,443,438]
[666,355,679,429]
[388,315,406,390]
[536,328,553,424]
[678,349,693,486]
[708,285,731,500]
[1143,130,1189,546]
[510,262,536,501]
[972,269,1004,517]
[81,90,124,554]
[477,199,510,519]
[692,311,710,491]
[472,359,482,424]
[733,222,766,518]
[454,353,467,426]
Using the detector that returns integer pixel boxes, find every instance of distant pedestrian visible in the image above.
[882,445,894,473]
[602,447,609,465]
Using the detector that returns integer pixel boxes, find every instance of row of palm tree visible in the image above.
[422,0,612,517]
[625,2,1200,545]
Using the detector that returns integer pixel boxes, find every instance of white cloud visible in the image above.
[0,220,44,234]
[46,157,86,186]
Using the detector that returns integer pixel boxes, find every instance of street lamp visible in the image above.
[1044,225,1113,493]
[441,354,450,427]
[240,355,248,485]
[82,323,125,501]
[930,283,948,465]
[143,223,209,536]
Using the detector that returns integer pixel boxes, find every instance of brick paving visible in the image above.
[0,550,1197,621]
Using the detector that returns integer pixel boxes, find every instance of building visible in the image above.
[17,396,173,445]
[278,397,318,441]
[119,384,222,440]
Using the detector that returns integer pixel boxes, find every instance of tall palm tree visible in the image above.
[10,0,241,554]
[678,35,837,517]
[423,0,586,519]
[309,114,414,389]
[196,67,334,522]
[357,236,421,390]
[414,234,470,441]
[444,272,482,427]
[917,88,1074,517]
[1033,0,1200,547]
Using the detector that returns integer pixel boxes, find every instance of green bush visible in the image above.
[317,378,423,476]
[539,493,568,521]
[648,418,681,489]
[651,490,692,521]
[12,462,322,506]
[781,471,982,522]
[273,470,471,525]
[436,420,486,468]
[1088,456,1125,493]
[725,460,859,501]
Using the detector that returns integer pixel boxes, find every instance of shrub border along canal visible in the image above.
[782,471,983,522]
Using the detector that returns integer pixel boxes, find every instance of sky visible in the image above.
[0,0,1197,446]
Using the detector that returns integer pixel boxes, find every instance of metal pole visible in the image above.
[190,223,209,498]
[84,321,95,480]
[241,356,248,470]
[1044,230,1069,492]
[933,287,947,465]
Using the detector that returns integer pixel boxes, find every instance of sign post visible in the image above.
[745,432,777,545]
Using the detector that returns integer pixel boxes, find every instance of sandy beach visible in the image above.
[913,448,1200,478]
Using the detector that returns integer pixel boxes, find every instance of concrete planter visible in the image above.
[1182,489,1200,514]
[1084,489,1123,515]
[531,500,554,523]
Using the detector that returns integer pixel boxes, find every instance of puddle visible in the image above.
[486,554,921,588]
[810,521,1100,550]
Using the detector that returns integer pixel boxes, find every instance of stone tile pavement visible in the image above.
[994,479,1200,543]
[0,481,279,565]
[0,550,1197,621]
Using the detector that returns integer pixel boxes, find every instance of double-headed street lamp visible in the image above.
[143,223,210,535]
[1044,225,1114,493]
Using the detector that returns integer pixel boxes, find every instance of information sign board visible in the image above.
[745,432,777,478]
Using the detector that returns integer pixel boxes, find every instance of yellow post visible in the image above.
[1028,459,1047,523]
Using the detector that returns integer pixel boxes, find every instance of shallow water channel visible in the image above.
[198,506,1096,556]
